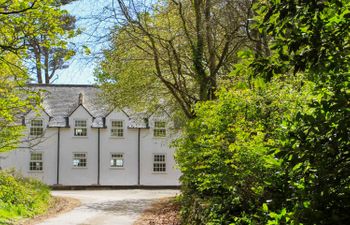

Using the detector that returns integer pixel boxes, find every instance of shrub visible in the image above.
[175,75,311,224]
[0,170,51,224]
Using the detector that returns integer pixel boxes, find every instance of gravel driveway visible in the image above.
[36,189,180,225]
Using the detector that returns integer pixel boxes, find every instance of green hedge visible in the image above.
[0,170,51,224]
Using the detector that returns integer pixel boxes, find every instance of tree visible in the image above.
[253,0,350,223]
[0,0,78,84]
[0,0,73,152]
[0,0,37,54]
[97,0,260,118]
[175,0,350,224]
[0,53,40,152]
[26,0,78,84]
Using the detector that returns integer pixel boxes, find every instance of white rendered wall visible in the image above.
[0,108,182,186]
[99,111,138,185]
[139,114,181,186]
[0,109,58,185]
[58,106,98,185]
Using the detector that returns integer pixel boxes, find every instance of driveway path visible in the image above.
[37,189,179,225]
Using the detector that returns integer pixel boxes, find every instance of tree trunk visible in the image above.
[32,43,42,84]
[44,47,50,84]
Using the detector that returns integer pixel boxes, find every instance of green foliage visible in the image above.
[274,73,350,224]
[176,0,350,224]
[96,0,255,118]
[0,53,40,153]
[0,0,78,83]
[0,0,68,53]
[252,0,350,224]
[95,26,169,113]
[253,0,350,78]
[0,170,51,224]
[175,72,311,224]
[0,0,69,152]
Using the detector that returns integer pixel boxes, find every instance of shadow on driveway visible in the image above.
[86,199,155,216]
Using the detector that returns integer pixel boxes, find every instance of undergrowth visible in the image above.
[0,170,51,225]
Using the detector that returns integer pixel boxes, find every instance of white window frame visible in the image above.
[110,153,124,169]
[29,119,44,136]
[153,153,166,173]
[153,121,166,138]
[29,152,43,172]
[74,119,87,137]
[72,152,87,168]
[110,120,124,138]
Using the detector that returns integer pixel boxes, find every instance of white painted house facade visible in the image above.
[0,84,181,186]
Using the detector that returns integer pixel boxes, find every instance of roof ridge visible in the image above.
[27,83,97,88]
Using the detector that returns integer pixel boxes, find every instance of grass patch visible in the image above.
[0,170,51,225]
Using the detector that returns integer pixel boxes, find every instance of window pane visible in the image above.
[154,129,166,137]
[112,121,123,127]
[110,153,124,167]
[111,128,123,137]
[74,128,87,136]
[30,162,43,171]
[153,154,166,172]
[31,120,43,127]
[31,153,42,160]
[30,127,44,136]
[154,154,165,162]
[30,152,43,171]
[155,121,166,128]
[30,120,43,136]
[73,153,87,168]
[75,120,87,127]
[154,121,166,137]
[111,121,123,137]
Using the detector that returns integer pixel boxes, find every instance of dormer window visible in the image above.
[154,121,166,137]
[111,120,124,137]
[30,119,43,136]
[74,120,87,136]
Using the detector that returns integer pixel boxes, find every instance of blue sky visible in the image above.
[54,0,115,84]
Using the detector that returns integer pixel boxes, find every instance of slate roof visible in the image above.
[28,84,148,128]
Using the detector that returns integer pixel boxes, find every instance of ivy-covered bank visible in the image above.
[0,171,51,224]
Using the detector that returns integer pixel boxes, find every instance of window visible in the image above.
[111,120,124,137]
[153,154,166,172]
[154,121,166,137]
[29,152,43,171]
[30,119,43,136]
[72,153,87,168]
[110,153,124,168]
[74,120,87,136]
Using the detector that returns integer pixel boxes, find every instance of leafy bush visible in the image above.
[175,74,311,224]
[175,73,349,224]
[0,170,51,224]
[274,73,350,224]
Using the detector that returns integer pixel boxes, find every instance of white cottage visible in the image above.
[0,84,181,187]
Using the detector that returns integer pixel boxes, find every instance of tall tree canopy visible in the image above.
[26,0,78,84]
[96,0,264,118]
[0,0,78,84]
